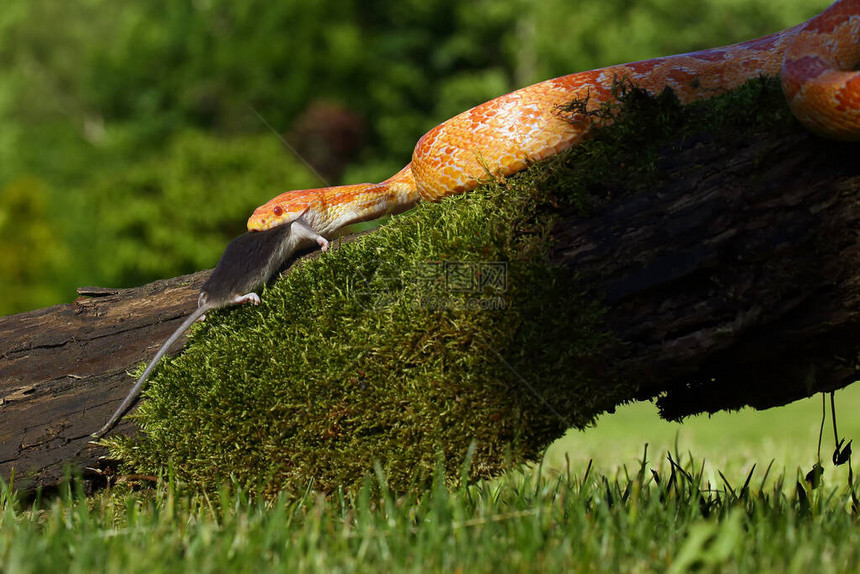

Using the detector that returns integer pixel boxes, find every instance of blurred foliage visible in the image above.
[0,0,830,315]
[80,131,319,288]
[0,177,69,311]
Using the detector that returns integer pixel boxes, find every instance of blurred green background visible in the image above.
[0,0,831,316]
[544,383,860,488]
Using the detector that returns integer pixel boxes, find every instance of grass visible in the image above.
[545,384,860,489]
[2,389,859,573]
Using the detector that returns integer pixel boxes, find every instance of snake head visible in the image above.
[247,189,318,231]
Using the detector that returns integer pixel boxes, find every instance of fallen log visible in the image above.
[549,128,860,419]
[1,119,858,494]
[0,272,208,492]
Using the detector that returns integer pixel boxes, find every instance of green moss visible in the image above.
[542,76,795,211]
[108,176,617,496]
[108,76,797,496]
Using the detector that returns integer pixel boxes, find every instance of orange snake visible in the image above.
[247,0,860,246]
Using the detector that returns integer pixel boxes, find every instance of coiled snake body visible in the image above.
[247,0,860,241]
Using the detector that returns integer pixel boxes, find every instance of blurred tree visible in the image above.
[288,102,366,184]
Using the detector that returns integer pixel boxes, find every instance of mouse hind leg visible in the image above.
[232,292,261,306]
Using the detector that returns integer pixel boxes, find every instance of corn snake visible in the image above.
[247,0,859,244]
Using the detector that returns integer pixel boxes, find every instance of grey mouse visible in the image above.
[92,221,323,438]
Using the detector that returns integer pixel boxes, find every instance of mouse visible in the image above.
[92,219,326,439]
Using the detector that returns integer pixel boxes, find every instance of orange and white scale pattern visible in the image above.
[248,0,859,237]
[782,1,860,139]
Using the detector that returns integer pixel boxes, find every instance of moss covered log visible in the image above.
[107,151,618,495]
[93,78,858,495]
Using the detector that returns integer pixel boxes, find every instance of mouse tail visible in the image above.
[92,304,209,439]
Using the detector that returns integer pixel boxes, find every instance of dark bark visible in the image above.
[549,129,859,419]
[0,127,857,493]
[0,272,209,492]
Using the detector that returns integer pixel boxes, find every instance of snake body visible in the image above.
[247,0,860,237]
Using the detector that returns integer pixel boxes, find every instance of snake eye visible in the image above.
[273,205,284,217]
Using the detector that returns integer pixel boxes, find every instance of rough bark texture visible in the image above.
[550,129,859,418]
[0,272,209,492]
[0,128,857,493]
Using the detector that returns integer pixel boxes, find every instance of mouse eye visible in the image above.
[273,205,284,217]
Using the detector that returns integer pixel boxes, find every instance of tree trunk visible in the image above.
[1,127,857,493]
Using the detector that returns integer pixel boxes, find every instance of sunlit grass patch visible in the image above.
[2,444,859,573]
